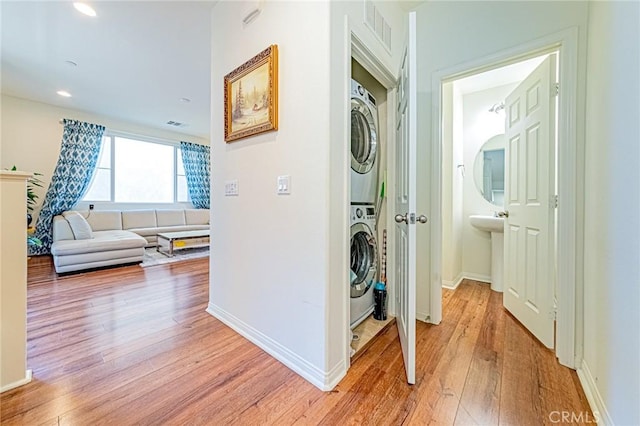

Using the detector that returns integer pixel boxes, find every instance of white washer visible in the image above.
[350,204,378,328]
[351,79,379,205]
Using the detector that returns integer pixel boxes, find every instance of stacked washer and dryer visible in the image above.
[349,78,380,328]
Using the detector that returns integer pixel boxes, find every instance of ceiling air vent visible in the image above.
[166,120,185,127]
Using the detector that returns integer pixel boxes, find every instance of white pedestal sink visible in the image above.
[469,215,505,292]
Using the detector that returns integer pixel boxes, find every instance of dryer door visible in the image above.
[350,98,378,174]
[350,222,378,297]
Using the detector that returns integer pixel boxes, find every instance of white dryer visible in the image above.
[351,79,379,205]
[350,204,378,328]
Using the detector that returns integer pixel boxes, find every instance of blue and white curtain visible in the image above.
[180,141,210,209]
[32,119,105,254]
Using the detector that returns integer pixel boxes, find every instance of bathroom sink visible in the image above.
[469,215,505,292]
[469,215,504,233]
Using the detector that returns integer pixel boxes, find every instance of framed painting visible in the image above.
[224,44,278,142]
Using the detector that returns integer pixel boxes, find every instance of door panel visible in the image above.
[503,54,556,349]
[394,11,417,385]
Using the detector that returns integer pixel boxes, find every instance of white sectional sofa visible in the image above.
[51,209,210,273]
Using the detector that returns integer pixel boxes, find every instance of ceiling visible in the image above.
[1,1,214,139]
[454,55,548,95]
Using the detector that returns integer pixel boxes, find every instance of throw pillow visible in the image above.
[63,211,93,240]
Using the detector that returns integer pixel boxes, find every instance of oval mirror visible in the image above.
[473,134,506,207]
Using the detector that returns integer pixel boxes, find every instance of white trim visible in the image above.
[431,27,580,368]
[104,129,184,147]
[351,34,397,89]
[441,282,458,290]
[416,309,430,322]
[1,369,32,393]
[343,15,354,371]
[348,19,398,345]
[577,360,611,425]
[554,27,579,369]
[207,303,345,391]
[430,73,443,324]
[442,272,464,290]
[463,272,492,285]
[82,133,193,205]
[443,273,493,290]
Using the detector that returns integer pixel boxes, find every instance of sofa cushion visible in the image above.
[53,247,144,268]
[62,211,93,240]
[122,210,157,230]
[51,230,146,256]
[53,215,76,241]
[86,211,123,231]
[156,210,185,227]
[185,209,209,225]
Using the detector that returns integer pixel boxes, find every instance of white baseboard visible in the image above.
[416,310,431,322]
[1,369,32,393]
[577,360,611,425]
[442,272,464,290]
[461,272,491,284]
[442,273,491,290]
[206,303,346,391]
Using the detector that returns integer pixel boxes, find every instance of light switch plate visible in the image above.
[224,179,239,196]
[277,175,290,195]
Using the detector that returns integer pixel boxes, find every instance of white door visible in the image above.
[503,54,557,348]
[394,11,418,384]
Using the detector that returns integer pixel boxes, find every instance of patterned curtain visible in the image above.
[180,141,210,209]
[32,119,105,254]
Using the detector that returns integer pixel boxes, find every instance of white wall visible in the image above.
[0,95,208,219]
[207,0,406,390]
[582,1,640,424]
[460,83,516,281]
[208,1,335,389]
[441,82,456,285]
[415,0,588,323]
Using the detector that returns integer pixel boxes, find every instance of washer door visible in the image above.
[350,222,378,298]
[351,98,378,174]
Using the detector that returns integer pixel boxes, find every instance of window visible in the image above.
[176,149,189,203]
[82,137,111,201]
[82,134,190,203]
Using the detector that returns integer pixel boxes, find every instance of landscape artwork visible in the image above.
[231,62,269,132]
[224,45,278,142]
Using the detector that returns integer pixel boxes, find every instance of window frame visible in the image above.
[81,131,190,205]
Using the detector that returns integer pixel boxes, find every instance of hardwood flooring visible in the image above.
[1,257,592,425]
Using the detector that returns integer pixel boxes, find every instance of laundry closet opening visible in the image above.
[349,58,394,359]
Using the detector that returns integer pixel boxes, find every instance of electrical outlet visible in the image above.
[224,180,239,196]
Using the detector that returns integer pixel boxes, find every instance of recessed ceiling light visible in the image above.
[180,98,191,103]
[57,90,72,98]
[73,2,97,17]
[65,60,78,67]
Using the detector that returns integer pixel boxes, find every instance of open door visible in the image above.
[503,54,557,348]
[394,11,419,385]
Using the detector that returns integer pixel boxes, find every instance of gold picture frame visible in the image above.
[224,45,278,142]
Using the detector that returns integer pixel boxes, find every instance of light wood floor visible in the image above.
[1,257,592,425]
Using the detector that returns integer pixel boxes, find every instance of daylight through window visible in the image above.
[82,134,190,203]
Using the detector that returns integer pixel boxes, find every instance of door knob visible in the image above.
[417,215,428,224]
[395,213,408,224]
[497,211,509,218]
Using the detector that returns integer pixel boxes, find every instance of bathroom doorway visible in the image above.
[438,49,564,352]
